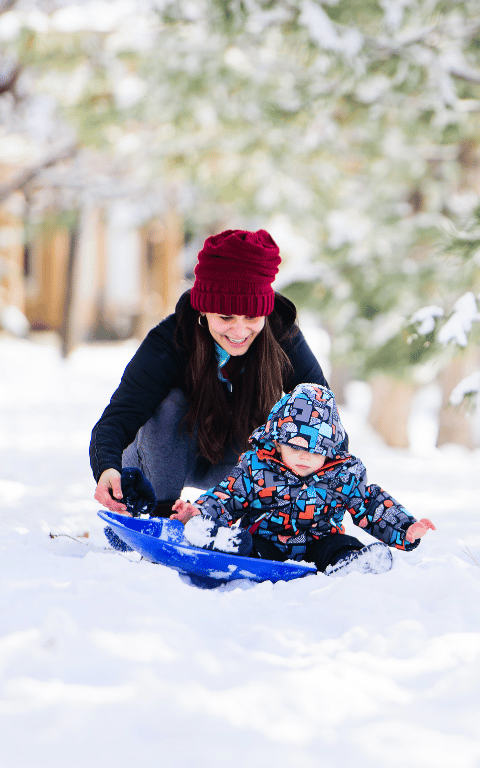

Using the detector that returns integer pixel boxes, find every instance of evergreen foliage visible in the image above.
[1,0,480,399]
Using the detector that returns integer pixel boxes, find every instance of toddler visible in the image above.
[172,383,435,576]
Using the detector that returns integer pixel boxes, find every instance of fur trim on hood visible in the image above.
[250,383,346,459]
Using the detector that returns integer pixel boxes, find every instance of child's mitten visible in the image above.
[121,467,156,517]
[184,515,252,556]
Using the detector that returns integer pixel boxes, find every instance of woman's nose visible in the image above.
[230,319,248,337]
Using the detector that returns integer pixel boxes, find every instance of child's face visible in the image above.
[274,442,327,477]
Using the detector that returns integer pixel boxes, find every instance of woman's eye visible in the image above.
[220,316,233,322]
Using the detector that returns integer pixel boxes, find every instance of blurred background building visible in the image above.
[1,0,479,448]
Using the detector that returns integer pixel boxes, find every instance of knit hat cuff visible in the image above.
[191,283,275,316]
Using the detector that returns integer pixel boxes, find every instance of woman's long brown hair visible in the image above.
[176,298,294,464]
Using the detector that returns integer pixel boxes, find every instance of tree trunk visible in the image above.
[368,374,416,448]
[327,363,351,406]
[436,352,480,449]
[137,206,183,339]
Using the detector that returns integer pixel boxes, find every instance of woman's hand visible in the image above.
[170,499,201,525]
[406,518,436,543]
[94,468,129,514]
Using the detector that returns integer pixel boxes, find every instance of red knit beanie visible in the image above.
[190,229,281,316]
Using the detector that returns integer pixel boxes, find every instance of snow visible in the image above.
[410,305,444,335]
[450,371,480,406]
[299,0,363,58]
[0,305,29,338]
[1,334,480,768]
[411,294,480,407]
[437,292,480,348]
[183,515,216,548]
[326,208,372,248]
[0,1,140,36]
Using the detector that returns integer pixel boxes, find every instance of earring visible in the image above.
[198,314,208,327]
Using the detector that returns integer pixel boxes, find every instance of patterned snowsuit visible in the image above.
[194,384,419,561]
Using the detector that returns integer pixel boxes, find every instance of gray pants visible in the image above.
[122,388,240,501]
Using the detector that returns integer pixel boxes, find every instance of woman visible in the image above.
[91,228,336,516]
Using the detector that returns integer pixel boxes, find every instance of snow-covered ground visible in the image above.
[1,334,479,768]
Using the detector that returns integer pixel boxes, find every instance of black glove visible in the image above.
[121,467,156,517]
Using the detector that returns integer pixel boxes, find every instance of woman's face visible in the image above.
[204,313,266,356]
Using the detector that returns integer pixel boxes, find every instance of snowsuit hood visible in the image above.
[250,383,346,460]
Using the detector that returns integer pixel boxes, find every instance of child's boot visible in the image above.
[324,542,392,576]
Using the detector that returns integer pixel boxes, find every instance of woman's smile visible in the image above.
[204,313,266,356]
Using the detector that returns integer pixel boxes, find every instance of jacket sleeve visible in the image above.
[194,453,256,526]
[89,317,185,481]
[346,461,420,551]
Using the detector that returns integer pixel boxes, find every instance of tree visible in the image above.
[409,207,480,408]
[127,0,480,390]
[2,0,480,427]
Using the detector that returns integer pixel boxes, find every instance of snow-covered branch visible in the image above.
[412,292,479,347]
[410,305,444,335]
[411,293,480,406]
[437,292,480,348]
[0,144,77,205]
[450,65,480,85]
[450,371,480,406]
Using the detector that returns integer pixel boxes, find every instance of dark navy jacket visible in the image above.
[90,291,330,481]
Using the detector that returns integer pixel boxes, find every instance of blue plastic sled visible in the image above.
[98,510,317,588]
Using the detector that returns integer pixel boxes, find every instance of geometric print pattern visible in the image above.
[251,383,346,458]
[194,383,419,561]
[195,445,419,561]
